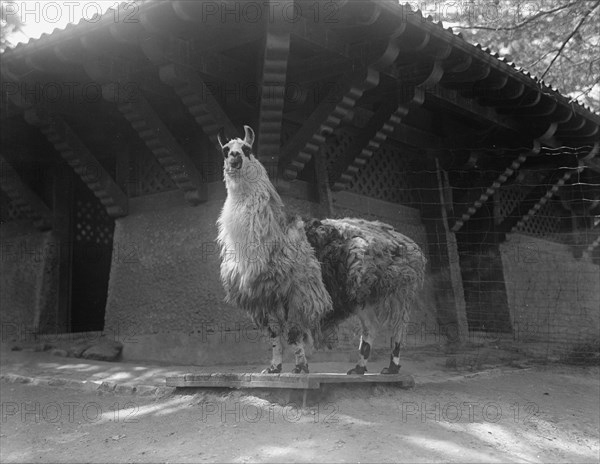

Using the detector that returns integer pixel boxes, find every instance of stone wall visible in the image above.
[500,233,600,356]
[0,220,59,343]
[104,185,260,363]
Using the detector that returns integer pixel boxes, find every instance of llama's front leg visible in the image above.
[288,326,309,374]
[261,324,283,374]
[347,305,378,375]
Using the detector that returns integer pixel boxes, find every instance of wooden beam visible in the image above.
[511,165,584,234]
[278,18,412,182]
[166,372,414,389]
[343,107,443,151]
[136,32,253,82]
[289,11,411,73]
[497,144,599,235]
[477,79,525,105]
[391,123,443,151]
[331,87,425,190]
[159,63,239,145]
[279,68,381,181]
[287,54,358,85]
[425,85,521,133]
[257,7,292,173]
[314,143,333,217]
[168,0,264,55]
[452,112,585,232]
[23,109,128,217]
[102,84,206,205]
[0,156,53,230]
[451,142,541,232]
[327,42,448,190]
[441,60,490,86]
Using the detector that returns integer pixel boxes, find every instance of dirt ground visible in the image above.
[1,364,598,463]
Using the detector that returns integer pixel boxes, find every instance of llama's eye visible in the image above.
[222,147,230,158]
[242,145,252,158]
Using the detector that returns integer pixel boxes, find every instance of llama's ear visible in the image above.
[217,128,227,149]
[243,125,255,147]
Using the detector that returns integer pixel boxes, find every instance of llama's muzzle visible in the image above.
[227,155,242,170]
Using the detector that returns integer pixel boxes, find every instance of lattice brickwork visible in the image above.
[325,129,355,176]
[75,198,114,245]
[346,143,414,205]
[130,149,176,197]
[497,184,529,220]
[5,198,26,221]
[516,200,560,240]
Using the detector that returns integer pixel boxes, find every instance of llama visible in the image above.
[216,125,426,374]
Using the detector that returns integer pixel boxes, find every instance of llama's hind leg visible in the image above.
[347,305,378,375]
[381,318,409,374]
[261,322,283,374]
[288,325,309,374]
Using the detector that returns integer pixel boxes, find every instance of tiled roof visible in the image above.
[2,0,598,124]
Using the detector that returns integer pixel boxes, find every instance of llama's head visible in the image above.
[217,125,267,192]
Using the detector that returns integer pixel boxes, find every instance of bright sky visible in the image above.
[3,0,115,44]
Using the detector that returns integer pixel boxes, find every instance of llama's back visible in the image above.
[306,217,427,333]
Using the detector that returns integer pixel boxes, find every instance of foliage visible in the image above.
[448,0,600,113]
[0,1,24,53]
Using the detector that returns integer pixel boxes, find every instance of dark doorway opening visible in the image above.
[455,202,513,333]
[69,175,115,332]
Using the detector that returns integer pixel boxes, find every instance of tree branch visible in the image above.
[568,76,600,104]
[540,1,600,80]
[454,1,580,32]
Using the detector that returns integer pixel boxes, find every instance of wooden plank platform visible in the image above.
[166,372,415,390]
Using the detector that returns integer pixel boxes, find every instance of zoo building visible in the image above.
[1,0,599,365]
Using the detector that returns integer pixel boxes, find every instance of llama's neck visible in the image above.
[218,170,286,256]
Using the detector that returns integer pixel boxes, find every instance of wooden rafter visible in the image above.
[75,33,206,205]
[102,84,205,205]
[257,7,291,171]
[167,1,263,55]
[159,63,239,145]
[511,165,584,234]
[343,108,444,151]
[112,24,242,147]
[452,103,580,232]
[426,85,521,133]
[331,88,425,190]
[23,108,128,217]
[0,156,53,230]
[451,142,541,232]
[278,19,412,182]
[503,144,598,234]
[328,36,448,190]
[279,68,381,181]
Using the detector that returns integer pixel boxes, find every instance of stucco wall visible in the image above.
[0,220,59,342]
[500,233,600,354]
[105,187,248,328]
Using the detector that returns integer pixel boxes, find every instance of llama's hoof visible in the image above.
[291,363,309,374]
[261,363,282,374]
[347,365,367,375]
[381,363,401,374]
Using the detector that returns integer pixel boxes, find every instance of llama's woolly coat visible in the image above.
[304,218,426,336]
